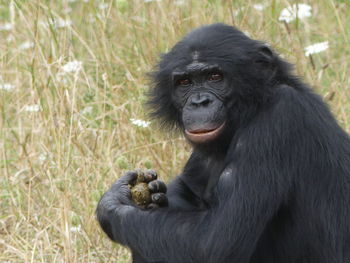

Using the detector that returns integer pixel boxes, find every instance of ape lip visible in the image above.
[185,122,226,143]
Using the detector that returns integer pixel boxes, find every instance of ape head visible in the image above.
[148,23,292,147]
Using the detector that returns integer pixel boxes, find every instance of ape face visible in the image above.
[149,23,280,147]
[172,58,229,144]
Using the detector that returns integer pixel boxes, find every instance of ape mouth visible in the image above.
[185,122,226,143]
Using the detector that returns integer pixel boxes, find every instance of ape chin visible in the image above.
[97,23,350,263]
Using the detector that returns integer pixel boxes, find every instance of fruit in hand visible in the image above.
[129,170,155,208]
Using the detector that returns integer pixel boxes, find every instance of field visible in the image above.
[0,0,349,262]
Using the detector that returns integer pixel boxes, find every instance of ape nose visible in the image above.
[190,94,212,107]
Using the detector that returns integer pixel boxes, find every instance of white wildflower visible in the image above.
[18,41,34,50]
[253,3,267,11]
[38,153,49,163]
[0,83,15,91]
[70,225,81,233]
[24,104,41,112]
[174,0,186,5]
[102,72,108,81]
[6,34,14,42]
[68,0,77,2]
[99,3,109,9]
[81,106,93,115]
[40,18,72,29]
[55,18,72,28]
[304,41,329,56]
[130,118,151,128]
[279,4,312,23]
[62,60,83,73]
[0,22,13,31]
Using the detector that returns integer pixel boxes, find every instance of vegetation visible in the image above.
[0,0,349,262]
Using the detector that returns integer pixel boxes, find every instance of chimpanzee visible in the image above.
[97,23,350,263]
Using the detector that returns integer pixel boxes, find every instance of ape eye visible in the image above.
[208,73,223,82]
[177,78,192,86]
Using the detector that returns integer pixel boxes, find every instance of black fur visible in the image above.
[97,23,350,262]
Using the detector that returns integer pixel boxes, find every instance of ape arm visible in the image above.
[100,163,286,263]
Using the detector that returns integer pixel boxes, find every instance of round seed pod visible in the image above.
[129,170,156,208]
[131,182,151,208]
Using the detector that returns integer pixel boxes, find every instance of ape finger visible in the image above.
[146,203,160,210]
[118,170,138,185]
[143,169,158,183]
[106,172,138,206]
[109,171,138,194]
[148,180,167,193]
[151,193,168,207]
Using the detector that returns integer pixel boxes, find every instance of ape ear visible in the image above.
[255,45,274,64]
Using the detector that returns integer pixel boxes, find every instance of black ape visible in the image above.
[97,23,350,263]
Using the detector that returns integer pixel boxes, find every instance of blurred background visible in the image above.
[0,0,349,262]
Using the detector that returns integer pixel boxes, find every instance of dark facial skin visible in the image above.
[172,62,228,144]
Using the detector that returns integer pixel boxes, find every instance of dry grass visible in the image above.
[0,0,349,262]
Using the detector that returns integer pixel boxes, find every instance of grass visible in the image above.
[0,0,349,262]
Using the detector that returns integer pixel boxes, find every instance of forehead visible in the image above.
[172,50,221,75]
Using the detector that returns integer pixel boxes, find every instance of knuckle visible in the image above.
[148,180,163,193]
[151,193,162,202]
[144,170,158,181]
[151,193,168,206]
[147,203,159,209]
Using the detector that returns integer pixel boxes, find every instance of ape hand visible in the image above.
[128,169,168,209]
[98,170,167,212]
[96,171,136,243]
[96,170,167,243]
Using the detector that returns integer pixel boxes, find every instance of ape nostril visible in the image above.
[190,95,212,107]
